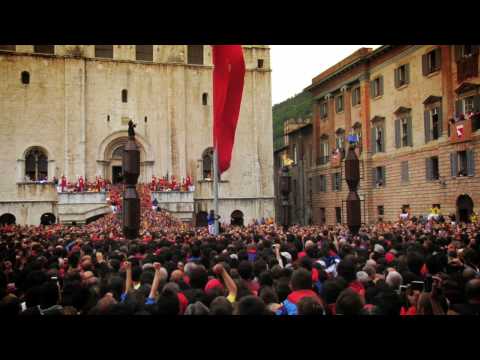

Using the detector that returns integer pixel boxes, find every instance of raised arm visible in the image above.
[124,261,132,294]
[214,264,237,302]
[148,262,163,300]
[274,244,284,268]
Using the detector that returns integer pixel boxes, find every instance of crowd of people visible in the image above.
[53,176,111,193]
[1,199,480,315]
[148,175,194,193]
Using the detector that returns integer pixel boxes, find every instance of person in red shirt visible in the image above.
[61,175,67,192]
[78,176,85,192]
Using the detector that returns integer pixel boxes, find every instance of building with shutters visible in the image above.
[273,117,313,225]
[0,45,274,226]
[304,45,480,225]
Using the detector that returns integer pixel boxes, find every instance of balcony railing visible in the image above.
[457,53,479,83]
[449,117,473,143]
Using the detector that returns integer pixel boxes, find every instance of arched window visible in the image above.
[21,71,30,85]
[40,213,56,226]
[112,145,125,159]
[122,89,128,103]
[231,210,244,226]
[202,147,214,180]
[25,147,48,181]
[202,93,208,105]
[187,45,204,65]
[0,213,16,226]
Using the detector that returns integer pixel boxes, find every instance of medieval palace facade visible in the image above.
[0,45,274,226]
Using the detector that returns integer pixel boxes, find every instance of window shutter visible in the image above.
[454,46,462,61]
[394,68,399,88]
[382,167,386,186]
[338,174,342,191]
[473,95,480,112]
[379,76,384,96]
[372,168,377,187]
[395,119,401,148]
[455,99,463,117]
[426,158,432,180]
[437,106,443,136]
[323,175,327,192]
[331,173,336,191]
[435,48,442,71]
[371,126,376,154]
[407,116,413,146]
[370,81,375,97]
[450,152,458,177]
[424,110,431,143]
[467,149,475,176]
[422,54,428,76]
[405,63,410,84]
[380,124,386,152]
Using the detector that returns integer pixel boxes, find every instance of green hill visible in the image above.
[272,91,313,151]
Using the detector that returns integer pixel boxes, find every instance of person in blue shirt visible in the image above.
[207,210,221,234]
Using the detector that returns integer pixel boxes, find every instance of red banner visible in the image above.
[212,45,246,174]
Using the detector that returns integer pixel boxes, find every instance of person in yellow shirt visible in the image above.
[470,211,478,223]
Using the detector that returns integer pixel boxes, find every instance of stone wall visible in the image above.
[0,45,274,225]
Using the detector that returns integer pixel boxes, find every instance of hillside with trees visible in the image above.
[272,91,313,151]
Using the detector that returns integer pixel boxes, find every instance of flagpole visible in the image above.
[213,145,220,235]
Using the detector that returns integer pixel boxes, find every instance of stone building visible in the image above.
[273,117,313,225]
[304,45,480,225]
[0,45,274,226]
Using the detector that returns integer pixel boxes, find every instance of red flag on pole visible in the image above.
[212,45,246,174]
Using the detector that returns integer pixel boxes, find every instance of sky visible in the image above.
[270,45,381,105]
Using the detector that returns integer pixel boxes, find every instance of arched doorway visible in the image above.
[111,145,124,184]
[231,210,244,227]
[196,211,208,227]
[98,132,150,184]
[40,213,56,226]
[0,213,16,226]
[457,194,474,223]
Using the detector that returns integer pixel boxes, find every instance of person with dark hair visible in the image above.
[336,288,364,315]
[238,260,259,296]
[209,296,233,315]
[322,278,347,315]
[276,268,322,315]
[297,296,324,315]
[450,279,480,315]
[234,295,270,315]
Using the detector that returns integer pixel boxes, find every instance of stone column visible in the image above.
[48,160,56,180]
[441,45,454,137]
[16,159,25,182]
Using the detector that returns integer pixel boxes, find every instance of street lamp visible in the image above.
[122,120,140,240]
[345,134,361,235]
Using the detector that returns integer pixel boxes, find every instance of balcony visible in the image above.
[152,191,194,212]
[16,182,58,202]
[449,117,473,144]
[57,192,111,224]
[457,54,479,83]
